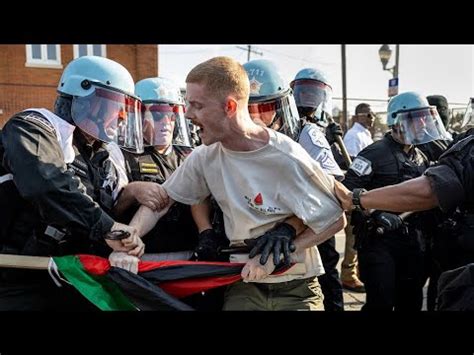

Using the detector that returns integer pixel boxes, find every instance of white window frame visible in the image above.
[73,45,107,59]
[25,45,62,69]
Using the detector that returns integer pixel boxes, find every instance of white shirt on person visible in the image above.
[163,128,344,283]
[343,122,373,157]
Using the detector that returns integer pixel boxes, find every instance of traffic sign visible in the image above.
[388,77,399,97]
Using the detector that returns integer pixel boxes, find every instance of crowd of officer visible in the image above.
[1,53,473,311]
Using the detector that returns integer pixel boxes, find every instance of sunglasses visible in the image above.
[357,112,375,119]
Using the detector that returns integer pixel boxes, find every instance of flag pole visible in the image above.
[0,254,50,270]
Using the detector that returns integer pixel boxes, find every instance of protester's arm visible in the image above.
[241,255,276,282]
[282,215,307,235]
[191,197,213,233]
[293,214,346,251]
[241,216,345,281]
[129,198,174,238]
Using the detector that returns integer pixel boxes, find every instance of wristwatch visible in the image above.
[352,188,367,211]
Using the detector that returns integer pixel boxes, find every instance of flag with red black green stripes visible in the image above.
[53,254,290,311]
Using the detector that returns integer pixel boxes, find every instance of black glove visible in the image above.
[194,229,228,261]
[244,223,296,266]
[372,211,403,233]
[325,122,343,145]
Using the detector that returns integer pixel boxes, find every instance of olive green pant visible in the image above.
[222,277,324,311]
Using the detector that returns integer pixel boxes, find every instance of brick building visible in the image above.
[0,44,159,127]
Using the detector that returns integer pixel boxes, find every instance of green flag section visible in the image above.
[53,255,136,311]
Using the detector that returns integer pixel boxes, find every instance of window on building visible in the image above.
[25,45,62,68]
[73,45,107,59]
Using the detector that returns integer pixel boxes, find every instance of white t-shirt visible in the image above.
[163,129,344,283]
[343,122,374,157]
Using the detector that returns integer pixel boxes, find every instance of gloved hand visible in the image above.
[325,122,343,145]
[109,252,139,274]
[372,211,403,233]
[194,229,228,261]
[245,223,296,266]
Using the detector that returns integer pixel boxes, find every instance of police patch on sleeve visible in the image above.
[308,126,330,149]
[316,149,344,178]
[349,156,372,176]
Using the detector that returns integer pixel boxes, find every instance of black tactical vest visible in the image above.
[122,145,198,253]
[124,145,192,184]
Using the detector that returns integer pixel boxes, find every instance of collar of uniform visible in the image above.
[148,144,173,156]
[386,132,415,154]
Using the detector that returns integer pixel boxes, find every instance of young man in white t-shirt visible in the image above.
[129,56,346,310]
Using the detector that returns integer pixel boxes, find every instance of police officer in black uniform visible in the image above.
[117,77,198,254]
[0,56,145,310]
[343,91,450,311]
[422,99,474,274]
[417,95,452,162]
[412,95,452,310]
[332,100,473,311]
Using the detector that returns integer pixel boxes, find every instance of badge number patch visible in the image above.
[349,156,372,176]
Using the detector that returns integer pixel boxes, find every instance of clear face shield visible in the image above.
[248,92,301,141]
[292,79,333,124]
[391,106,451,145]
[71,83,143,153]
[461,98,474,129]
[141,103,191,147]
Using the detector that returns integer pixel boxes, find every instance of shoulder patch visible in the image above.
[349,156,372,176]
[22,113,55,134]
[307,126,330,149]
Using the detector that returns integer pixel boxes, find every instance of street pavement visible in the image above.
[334,230,365,310]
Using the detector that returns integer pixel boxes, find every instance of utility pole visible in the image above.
[394,44,400,79]
[236,45,263,61]
[341,44,348,131]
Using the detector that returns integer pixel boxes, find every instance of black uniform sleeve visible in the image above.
[424,135,474,212]
[2,115,114,241]
[342,147,377,191]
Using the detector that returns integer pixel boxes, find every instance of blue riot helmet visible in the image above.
[290,68,333,127]
[135,77,191,148]
[243,59,301,141]
[56,55,143,153]
[461,97,474,129]
[387,91,450,145]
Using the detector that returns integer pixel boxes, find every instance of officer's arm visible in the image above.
[2,116,114,240]
[363,176,438,212]
[335,176,439,213]
[114,181,169,217]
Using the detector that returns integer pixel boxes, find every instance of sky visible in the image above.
[158,45,473,119]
